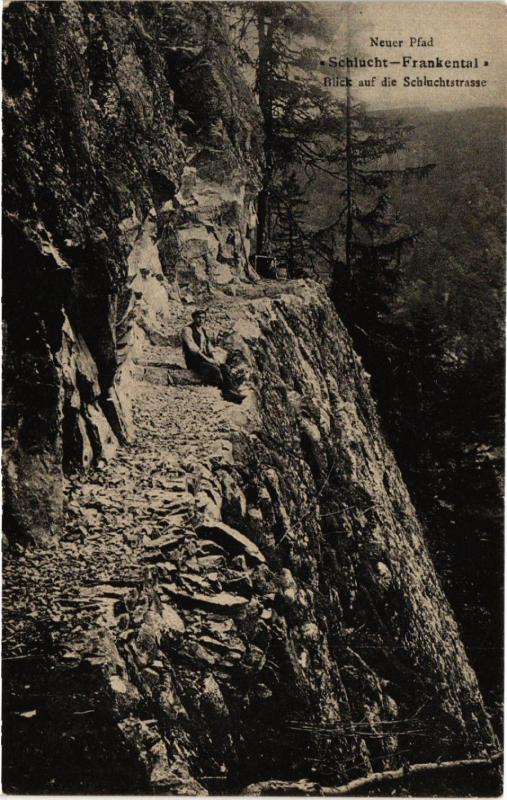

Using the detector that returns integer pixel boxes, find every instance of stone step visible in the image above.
[138,360,185,369]
[167,369,202,387]
[141,366,170,386]
[139,365,202,387]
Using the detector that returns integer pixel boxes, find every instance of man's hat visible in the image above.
[192,309,207,319]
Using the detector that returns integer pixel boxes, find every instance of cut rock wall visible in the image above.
[3,0,261,543]
[5,283,497,793]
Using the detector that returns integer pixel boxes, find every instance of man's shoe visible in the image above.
[222,389,246,404]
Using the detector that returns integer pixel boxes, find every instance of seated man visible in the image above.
[181,309,245,404]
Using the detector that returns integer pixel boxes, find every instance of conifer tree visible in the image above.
[271,170,309,277]
[228,2,433,286]
[228,2,344,267]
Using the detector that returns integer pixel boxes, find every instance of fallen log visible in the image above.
[322,752,503,796]
[242,753,502,796]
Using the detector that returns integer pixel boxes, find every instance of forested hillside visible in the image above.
[306,105,504,726]
[389,106,504,726]
[388,105,504,360]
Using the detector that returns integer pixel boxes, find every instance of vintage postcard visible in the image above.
[2,1,504,795]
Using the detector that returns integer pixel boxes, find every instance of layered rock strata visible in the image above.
[3,0,261,543]
[3,283,498,793]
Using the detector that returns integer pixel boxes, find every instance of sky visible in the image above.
[317,2,505,110]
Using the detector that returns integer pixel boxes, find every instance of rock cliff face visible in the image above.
[2,1,498,795]
[3,0,261,544]
[3,281,498,793]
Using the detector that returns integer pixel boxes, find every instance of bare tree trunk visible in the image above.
[256,4,274,257]
[243,753,502,795]
[345,66,353,281]
[322,752,502,796]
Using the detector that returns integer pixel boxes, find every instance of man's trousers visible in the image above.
[185,353,236,392]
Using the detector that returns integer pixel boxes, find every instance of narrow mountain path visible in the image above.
[3,284,275,793]
[3,285,265,659]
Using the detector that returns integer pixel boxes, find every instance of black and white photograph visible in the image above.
[2,1,504,795]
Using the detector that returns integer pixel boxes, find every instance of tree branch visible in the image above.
[242,755,501,796]
[321,752,502,796]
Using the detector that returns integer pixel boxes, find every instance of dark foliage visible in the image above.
[319,107,505,729]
